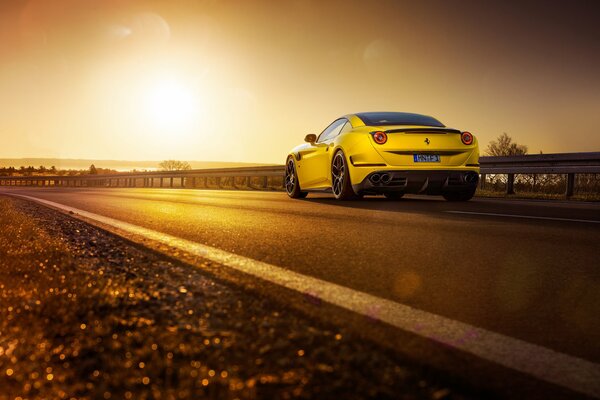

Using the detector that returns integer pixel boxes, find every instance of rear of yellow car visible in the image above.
[345,113,480,201]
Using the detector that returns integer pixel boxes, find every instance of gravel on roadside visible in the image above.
[0,195,473,400]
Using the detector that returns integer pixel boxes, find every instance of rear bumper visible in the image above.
[352,169,479,195]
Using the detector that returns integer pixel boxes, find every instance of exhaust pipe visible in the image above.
[464,172,479,184]
[380,173,391,184]
[370,174,381,184]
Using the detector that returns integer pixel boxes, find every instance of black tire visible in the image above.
[285,156,308,199]
[331,150,359,200]
[384,192,404,200]
[442,188,476,202]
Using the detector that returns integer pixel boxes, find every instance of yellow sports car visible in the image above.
[285,112,480,201]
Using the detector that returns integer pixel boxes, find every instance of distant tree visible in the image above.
[89,164,98,175]
[50,166,57,174]
[38,165,46,174]
[158,160,192,171]
[95,167,118,175]
[485,133,528,156]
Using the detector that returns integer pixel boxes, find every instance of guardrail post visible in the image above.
[245,176,250,189]
[261,176,268,189]
[169,177,173,188]
[480,173,486,189]
[159,178,163,188]
[181,177,185,188]
[565,173,575,198]
[506,174,515,195]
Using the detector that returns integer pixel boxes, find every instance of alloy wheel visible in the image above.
[331,152,345,197]
[285,158,296,195]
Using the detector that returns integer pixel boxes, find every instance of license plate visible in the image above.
[413,154,440,163]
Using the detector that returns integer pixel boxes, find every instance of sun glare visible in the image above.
[143,79,198,129]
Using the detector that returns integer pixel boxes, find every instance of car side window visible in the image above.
[339,120,353,135]
[317,119,346,143]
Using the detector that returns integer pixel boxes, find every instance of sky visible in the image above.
[0,0,599,164]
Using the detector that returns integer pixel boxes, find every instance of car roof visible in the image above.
[347,112,445,128]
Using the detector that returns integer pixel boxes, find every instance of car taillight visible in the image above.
[372,131,387,144]
[461,131,473,145]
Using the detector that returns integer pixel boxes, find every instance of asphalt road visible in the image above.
[2,188,599,392]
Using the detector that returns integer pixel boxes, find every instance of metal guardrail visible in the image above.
[478,152,600,196]
[0,152,598,197]
[0,165,286,190]
[479,152,600,174]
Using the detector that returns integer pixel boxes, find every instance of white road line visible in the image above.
[11,194,600,398]
[446,210,600,224]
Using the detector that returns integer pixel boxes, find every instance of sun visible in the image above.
[142,79,198,129]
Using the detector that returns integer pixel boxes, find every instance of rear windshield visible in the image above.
[356,112,445,127]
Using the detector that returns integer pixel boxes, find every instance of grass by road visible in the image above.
[0,196,474,400]
[475,189,600,202]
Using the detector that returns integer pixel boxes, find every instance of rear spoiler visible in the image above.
[383,127,462,134]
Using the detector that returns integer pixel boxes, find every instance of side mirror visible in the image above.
[304,134,317,143]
